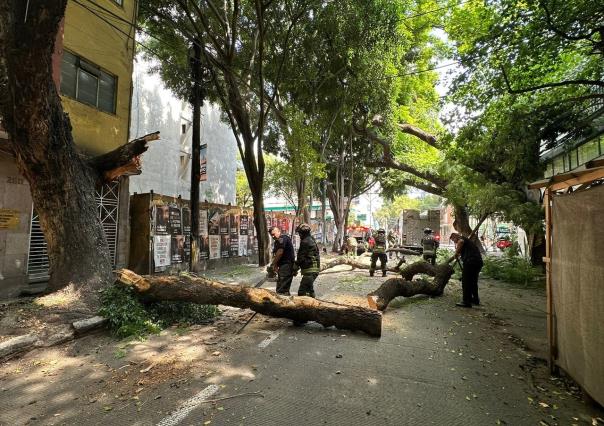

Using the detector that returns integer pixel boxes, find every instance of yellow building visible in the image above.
[0,0,137,298]
[59,0,137,154]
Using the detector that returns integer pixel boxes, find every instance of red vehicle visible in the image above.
[496,237,513,251]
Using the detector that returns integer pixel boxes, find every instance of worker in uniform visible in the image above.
[369,228,388,277]
[294,223,320,298]
[448,232,483,308]
[269,226,295,295]
[421,227,439,265]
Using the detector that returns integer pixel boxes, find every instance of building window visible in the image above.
[60,51,117,114]
[578,138,600,165]
[569,149,578,170]
[552,155,564,175]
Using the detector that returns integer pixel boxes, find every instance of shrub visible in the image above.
[99,285,219,339]
[481,255,543,285]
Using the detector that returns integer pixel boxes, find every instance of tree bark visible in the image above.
[452,204,484,252]
[367,262,454,311]
[117,269,382,337]
[0,1,112,302]
[189,42,203,271]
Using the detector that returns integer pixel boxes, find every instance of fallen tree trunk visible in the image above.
[116,269,382,337]
[320,256,407,274]
[366,262,454,311]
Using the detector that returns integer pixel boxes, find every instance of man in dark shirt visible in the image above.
[270,226,295,295]
[449,232,483,308]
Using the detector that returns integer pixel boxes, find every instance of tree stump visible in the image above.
[366,262,454,311]
[116,269,382,337]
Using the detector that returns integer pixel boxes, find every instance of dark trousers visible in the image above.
[370,253,388,272]
[298,273,317,297]
[276,263,294,295]
[461,261,483,305]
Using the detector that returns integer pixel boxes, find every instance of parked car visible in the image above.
[496,237,513,251]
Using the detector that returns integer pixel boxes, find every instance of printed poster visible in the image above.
[238,235,248,256]
[200,144,207,182]
[221,235,230,257]
[239,215,249,235]
[168,206,182,235]
[230,213,239,235]
[209,235,220,259]
[154,205,169,235]
[182,207,191,234]
[219,210,229,235]
[230,235,239,256]
[153,235,171,270]
[184,235,191,263]
[199,209,209,237]
[171,235,185,264]
[208,208,221,235]
[199,235,209,260]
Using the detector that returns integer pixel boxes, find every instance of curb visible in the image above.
[0,316,107,362]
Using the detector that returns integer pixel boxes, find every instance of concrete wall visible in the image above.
[0,152,33,298]
[129,58,237,204]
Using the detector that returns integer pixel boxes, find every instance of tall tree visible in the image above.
[0,1,155,305]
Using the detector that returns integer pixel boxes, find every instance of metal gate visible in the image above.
[26,181,120,282]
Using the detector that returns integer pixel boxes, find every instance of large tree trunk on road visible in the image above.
[117,269,382,337]
[367,262,454,311]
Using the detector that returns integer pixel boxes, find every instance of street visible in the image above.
[1,263,602,425]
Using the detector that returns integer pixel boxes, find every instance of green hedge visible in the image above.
[100,285,219,339]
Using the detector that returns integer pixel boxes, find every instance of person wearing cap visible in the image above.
[294,223,320,298]
[448,232,483,308]
[421,228,439,265]
[369,228,388,277]
[269,226,296,295]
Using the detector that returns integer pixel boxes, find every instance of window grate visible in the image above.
[27,182,121,282]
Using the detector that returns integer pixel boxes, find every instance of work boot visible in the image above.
[455,302,472,308]
[382,270,387,277]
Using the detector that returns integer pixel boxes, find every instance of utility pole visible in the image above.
[189,41,204,271]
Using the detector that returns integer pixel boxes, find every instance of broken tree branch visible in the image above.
[89,131,160,182]
[116,269,382,337]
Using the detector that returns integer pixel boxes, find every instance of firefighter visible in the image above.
[421,227,439,265]
[294,223,320,298]
[269,226,295,295]
[448,232,483,308]
[369,228,388,277]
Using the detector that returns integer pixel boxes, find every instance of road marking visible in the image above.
[156,384,220,426]
[257,329,283,348]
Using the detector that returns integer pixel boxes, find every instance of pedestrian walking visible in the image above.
[448,232,483,307]
[269,226,295,295]
[369,229,388,277]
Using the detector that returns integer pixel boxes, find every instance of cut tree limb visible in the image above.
[367,261,454,311]
[116,269,382,337]
[89,131,160,182]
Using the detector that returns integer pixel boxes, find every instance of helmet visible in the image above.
[296,223,311,234]
[424,228,432,234]
[377,228,385,234]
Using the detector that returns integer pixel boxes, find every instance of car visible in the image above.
[496,237,513,251]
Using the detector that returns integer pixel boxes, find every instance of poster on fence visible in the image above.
[221,235,230,257]
[183,235,191,263]
[200,144,208,182]
[240,215,249,235]
[209,235,220,259]
[219,210,229,235]
[230,235,239,256]
[200,235,209,260]
[153,235,171,270]
[168,206,182,235]
[154,205,169,235]
[171,235,185,264]
[208,208,221,235]
[199,209,208,236]
[238,235,248,256]
[182,207,191,234]
[230,212,239,235]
